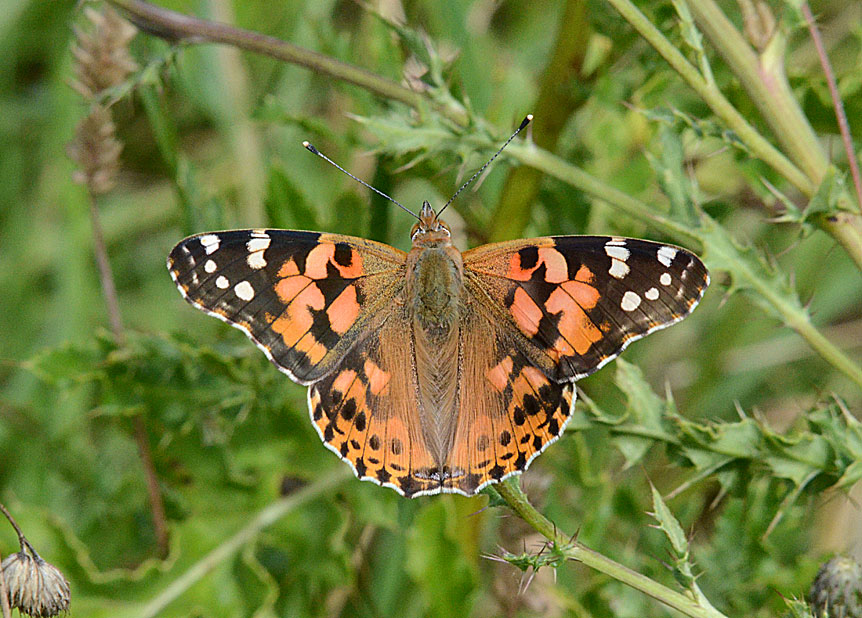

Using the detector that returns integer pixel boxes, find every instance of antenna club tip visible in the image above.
[302,141,319,154]
[526,114,533,121]
[519,114,533,129]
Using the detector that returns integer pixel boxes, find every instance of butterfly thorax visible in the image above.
[405,203,465,464]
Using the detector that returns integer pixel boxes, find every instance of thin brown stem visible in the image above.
[106,0,470,124]
[88,193,125,341]
[86,190,169,558]
[133,415,170,557]
[0,503,27,550]
[801,3,862,212]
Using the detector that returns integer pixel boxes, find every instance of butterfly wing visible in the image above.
[462,236,709,381]
[167,230,406,383]
[307,308,444,498]
[439,236,709,493]
[444,308,576,495]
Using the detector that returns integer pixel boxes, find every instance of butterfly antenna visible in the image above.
[302,141,420,221]
[435,114,532,221]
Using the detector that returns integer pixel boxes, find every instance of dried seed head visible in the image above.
[809,556,862,618]
[67,103,123,195]
[2,549,70,617]
[70,6,138,99]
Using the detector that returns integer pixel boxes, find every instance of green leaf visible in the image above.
[650,485,688,557]
[612,359,670,467]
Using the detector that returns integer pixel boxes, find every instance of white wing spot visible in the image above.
[605,245,630,261]
[645,287,660,300]
[246,235,271,270]
[216,275,230,289]
[247,236,271,253]
[199,234,220,255]
[657,246,677,267]
[607,237,626,246]
[204,259,217,273]
[234,280,255,301]
[660,272,673,286]
[621,291,642,312]
[609,259,630,279]
[247,251,267,270]
[190,272,199,286]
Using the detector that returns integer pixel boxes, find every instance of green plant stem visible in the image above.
[687,0,827,184]
[495,479,728,618]
[603,0,814,197]
[107,0,467,126]
[606,0,862,271]
[136,467,351,618]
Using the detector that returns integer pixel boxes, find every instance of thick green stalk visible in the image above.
[495,479,728,618]
[489,0,591,242]
[687,0,827,184]
[603,0,814,196]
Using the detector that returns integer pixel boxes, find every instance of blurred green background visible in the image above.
[1,0,861,616]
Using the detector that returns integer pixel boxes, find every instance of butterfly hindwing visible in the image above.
[445,306,576,495]
[168,230,406,383]
[463,236,709,381]
[308,309,442,497]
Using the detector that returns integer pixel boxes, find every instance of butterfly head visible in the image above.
[410,200,451,246]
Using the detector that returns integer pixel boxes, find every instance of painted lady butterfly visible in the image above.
[168,205,708,497]
[168,123,708,497]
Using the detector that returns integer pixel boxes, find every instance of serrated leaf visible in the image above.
[613,359,669,467]
[646,127,698,225]
[764,433,833,486]
[650,485,688,556]
[25,341,106,383]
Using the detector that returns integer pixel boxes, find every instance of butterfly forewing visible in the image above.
[463,236,709,381]
[167,230,405,383]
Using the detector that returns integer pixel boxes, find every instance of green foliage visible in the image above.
[2,0,862,616]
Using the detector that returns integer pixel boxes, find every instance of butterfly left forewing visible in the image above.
[463,236,709,381]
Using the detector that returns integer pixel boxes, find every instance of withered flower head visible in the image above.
[810,555,862,618]
[71,6,138,98]
[2,546,71,617]
[67,103,123,195]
